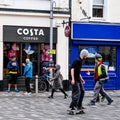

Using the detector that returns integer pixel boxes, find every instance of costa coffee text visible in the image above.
[17,28,44,36]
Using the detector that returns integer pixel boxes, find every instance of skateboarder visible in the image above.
[68,49,89,111]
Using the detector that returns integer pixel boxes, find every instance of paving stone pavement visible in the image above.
[0,90,120,120]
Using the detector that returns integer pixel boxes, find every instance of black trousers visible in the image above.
[25,78,31,93]
[70,82,85,109]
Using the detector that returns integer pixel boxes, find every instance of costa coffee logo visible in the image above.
[17,28,44,36]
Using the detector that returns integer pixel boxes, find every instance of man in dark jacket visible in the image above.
[7,56,19,93]
[69,49,89,110]
[88,54,113,105]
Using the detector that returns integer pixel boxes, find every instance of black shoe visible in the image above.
[88,101,95,106]
[107,99,113,105]
[96,96,100,103]
[101,96,105,102]
[48,96,53,99]
[81,106,86,109]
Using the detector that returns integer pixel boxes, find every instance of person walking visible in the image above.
[48,64,68,99]
[87,53,113,105]
[69,49,89,111]
[7,56,19,93]
[23,58,33,95]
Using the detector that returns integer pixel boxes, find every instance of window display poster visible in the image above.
[85,47,98,58]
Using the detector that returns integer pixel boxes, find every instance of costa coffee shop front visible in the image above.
[2,25,57,90]
[70,22,120,90]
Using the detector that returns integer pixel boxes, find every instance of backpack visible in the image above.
[99,64,109,84]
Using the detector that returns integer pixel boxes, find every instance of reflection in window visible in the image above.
[79,46,116,71]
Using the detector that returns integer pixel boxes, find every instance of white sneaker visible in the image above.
[27,92,32,95]
[24,92,28,95]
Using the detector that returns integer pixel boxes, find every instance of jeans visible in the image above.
[70,82,85,109]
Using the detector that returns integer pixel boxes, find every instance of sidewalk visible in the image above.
[0,90,120,97]
[0,90,119,120]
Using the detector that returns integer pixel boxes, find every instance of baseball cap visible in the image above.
[95,53,102,61]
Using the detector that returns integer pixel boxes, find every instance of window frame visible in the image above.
[90,0,107,21]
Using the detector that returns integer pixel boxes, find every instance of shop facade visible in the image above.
[0,11,70,91]
[70,22,120,90]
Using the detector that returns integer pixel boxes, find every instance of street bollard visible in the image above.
[35,75,38,95]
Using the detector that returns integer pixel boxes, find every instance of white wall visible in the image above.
[72,0,120,23]
[0,0,69,11]
[56,22,69,80]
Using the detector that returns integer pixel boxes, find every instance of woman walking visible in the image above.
[48,64,68,99]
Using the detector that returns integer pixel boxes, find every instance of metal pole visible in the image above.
[50,0,53,61]
[35,75,38,95]
[49,0,54,78]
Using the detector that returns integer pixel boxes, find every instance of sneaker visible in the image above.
[14,89,19,93]
[107,99,113,105]
[101,96,105,102]
[7,89,11,93]
[48,96,53,99]
[87,101,95,106]
[27,92,32,95]
[24,92,28,95]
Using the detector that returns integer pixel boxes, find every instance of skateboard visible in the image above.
[67,109,85,115]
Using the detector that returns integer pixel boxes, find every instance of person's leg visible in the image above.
[69,82,79,110]
[59,88,68,99]
[7,74,12,92]
[14,74,19,92]
[77,82,85,109]
[100,85,113,105]
[25,78,31,93]
[48,88,55,98]
[88,81,101,105]
[8,83,11,92]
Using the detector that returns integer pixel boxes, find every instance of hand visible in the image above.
[86,71,90,75]
[22,63,25,66]
[81,79,85,84]
[71,79,75,85]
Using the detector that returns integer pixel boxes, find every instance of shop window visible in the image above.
[79,46,116,71]
[92,0,104,18]
[3,43,20,77]
[3,42,56,77]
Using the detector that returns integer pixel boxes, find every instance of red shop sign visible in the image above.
[64,25,71,37]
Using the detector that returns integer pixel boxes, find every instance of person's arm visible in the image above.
[80,74,85,84]
[23,64,31,76]
[71,68,75,85]
[51,70,60,81]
